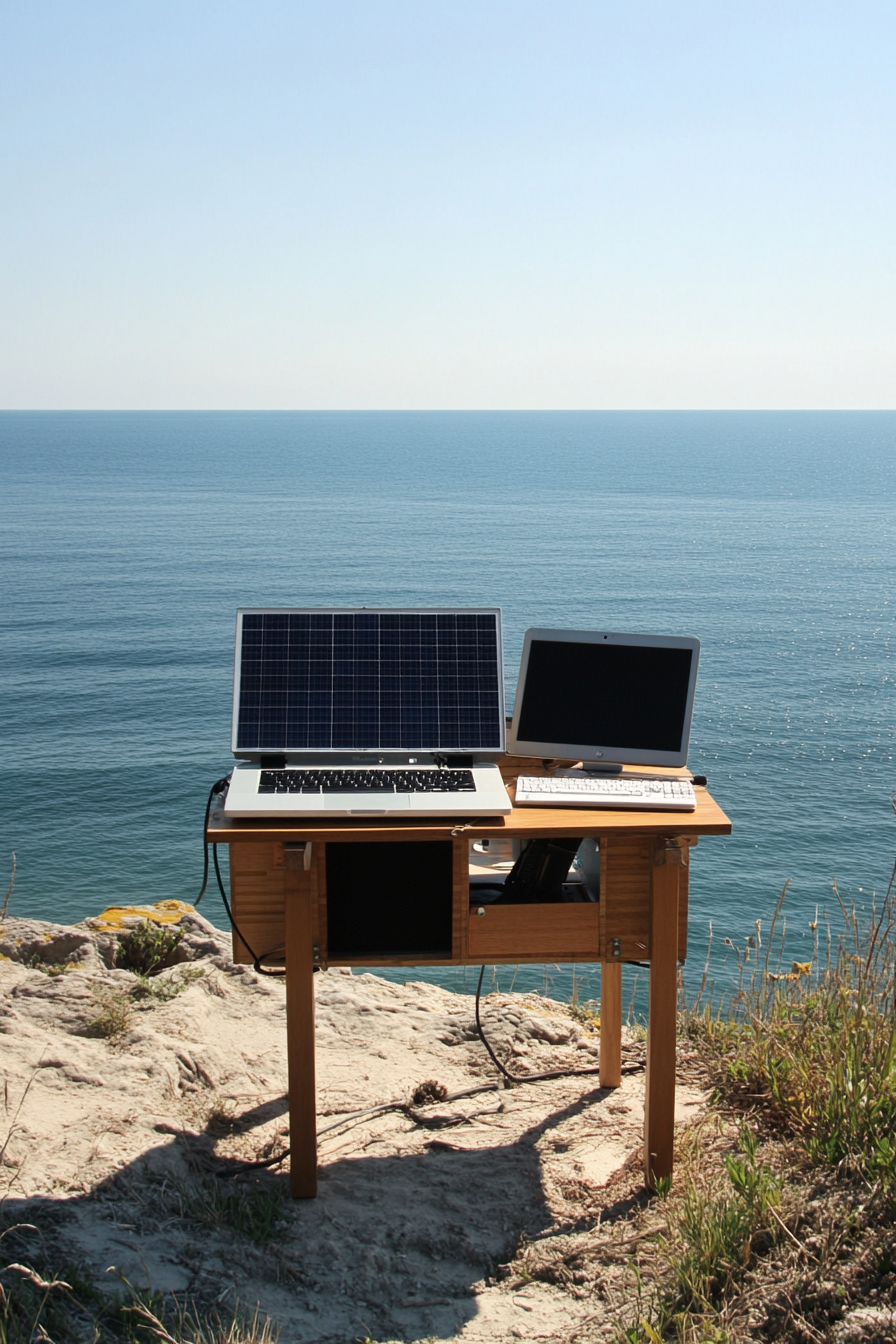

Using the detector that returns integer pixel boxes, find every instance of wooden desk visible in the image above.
[207,761,730,1197]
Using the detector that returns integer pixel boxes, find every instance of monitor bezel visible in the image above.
[507,628,700,768]
[231,606,506,758]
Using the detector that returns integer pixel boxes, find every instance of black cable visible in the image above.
[197,772,286,977]
[212,842,286,978]
[474,965,643,1085]
[197,775,232,905]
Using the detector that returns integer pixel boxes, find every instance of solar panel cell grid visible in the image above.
[234,610,503,752]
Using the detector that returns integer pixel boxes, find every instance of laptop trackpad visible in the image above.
[349,797,410,813]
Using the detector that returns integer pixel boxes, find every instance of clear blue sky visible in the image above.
[1,1,893,408]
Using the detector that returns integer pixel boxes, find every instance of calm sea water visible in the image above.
[1,411,894,1004]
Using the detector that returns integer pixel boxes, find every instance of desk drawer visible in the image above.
[467,903,600,962]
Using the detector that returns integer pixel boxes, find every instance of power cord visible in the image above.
[198,773,286,978]
[196,776,232,905]
[474,965,643,1085]
[212,842,286,978]
[217,1082,503,1178]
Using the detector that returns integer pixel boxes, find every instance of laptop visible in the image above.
[223,608,513,818]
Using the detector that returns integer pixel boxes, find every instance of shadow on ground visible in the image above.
[3,1085,622,1343]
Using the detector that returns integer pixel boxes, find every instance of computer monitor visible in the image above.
[507,628,700,769]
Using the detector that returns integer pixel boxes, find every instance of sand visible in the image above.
[0,907,706,1342]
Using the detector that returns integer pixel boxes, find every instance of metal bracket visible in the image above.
[283,842,313,872]
[654,838,686,868]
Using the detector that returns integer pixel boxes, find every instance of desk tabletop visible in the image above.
[207,757,731,844]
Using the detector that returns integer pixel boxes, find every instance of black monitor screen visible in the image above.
[517,640,693,754]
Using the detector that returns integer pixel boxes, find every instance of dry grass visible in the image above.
[494,845,896,1343]
[165,1175,289,1247]
[0,1213,282,1343]
[691,872,896,1186]
[87,966,205,1038]
[125,1296,280,1342]
[86,986,134,1039]
[5,836,895,1343]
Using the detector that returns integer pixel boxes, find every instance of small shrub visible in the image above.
[669,1126,780,1315]
[619,1125,782,1341]
[205,1097,240,1137]
[130,966,203,1005]
[116,920,183,976]
[86,988,133,1039]
[569,1000,600,1029]
[23,954,67,977]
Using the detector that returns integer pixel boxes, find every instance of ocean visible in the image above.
[1,411,894,1005]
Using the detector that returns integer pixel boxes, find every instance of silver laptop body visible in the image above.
[223,607,512,819]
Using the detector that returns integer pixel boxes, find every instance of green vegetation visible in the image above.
[500,844,896,1342]
[617,1124,784,1342]
[87,966,204,1038]
[693,878,896,1184]
[568,999,601,1030]
[4,832,894,1343]
[86,986,135,1039]
[618,861,896,1341]
[116,920,184,976]
[663,1127,781,1317]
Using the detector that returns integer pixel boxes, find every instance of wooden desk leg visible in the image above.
[644,846,681,1189]
[599,961,622,1088]
[285,868,317,1198]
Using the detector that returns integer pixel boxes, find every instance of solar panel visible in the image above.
[232,609,505,753]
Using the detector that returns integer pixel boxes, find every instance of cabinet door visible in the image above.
[467,903,600,962]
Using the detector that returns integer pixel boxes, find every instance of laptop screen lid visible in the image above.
[507,628,700,769]
[232,608,505,759]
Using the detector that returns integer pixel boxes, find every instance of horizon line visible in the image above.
[1,406,894,415]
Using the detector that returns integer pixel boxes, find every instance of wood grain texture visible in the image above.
[228,830,692,969]
[600,835,652,961]
[643,847,680,1188]
[466,903,600,962]
[678,845,689,961]
[312,843,326,969]
[599,961,622,1088]
[453,837,470,961]
[229,842,286,966]
[285,866,318,1198]
[207,787,731,846]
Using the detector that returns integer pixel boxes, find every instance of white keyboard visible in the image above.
[514,774,697,811]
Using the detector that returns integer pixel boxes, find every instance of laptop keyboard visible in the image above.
[258,768,477,794]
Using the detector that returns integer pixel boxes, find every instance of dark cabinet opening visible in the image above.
[326,841,454,959]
